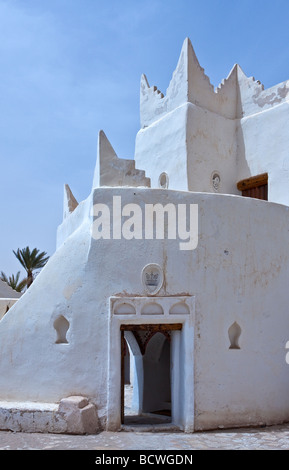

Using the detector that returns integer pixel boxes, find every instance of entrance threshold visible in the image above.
[121,418,182,433]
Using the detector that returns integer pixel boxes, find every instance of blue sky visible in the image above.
[1,0,289,279]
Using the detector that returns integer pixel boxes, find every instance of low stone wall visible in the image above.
[0,396,99,434]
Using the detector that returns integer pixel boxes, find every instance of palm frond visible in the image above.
[13,247,49,272]
[0,271,26,292]
[0,271,9,283]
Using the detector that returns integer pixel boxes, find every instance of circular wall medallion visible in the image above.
[158,172,169,189]
[141,264,163,295]
[212,172,221,191]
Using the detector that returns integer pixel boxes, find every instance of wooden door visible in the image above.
[237,173,268,201]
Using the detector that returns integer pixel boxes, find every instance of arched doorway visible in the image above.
[142,332,171,415]
[120,323,182,425]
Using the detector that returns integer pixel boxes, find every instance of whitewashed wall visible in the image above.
[0,188,288,431]
[135,38,289,206]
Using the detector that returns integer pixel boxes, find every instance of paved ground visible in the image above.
[0,423,289,450]
[1,386,288,451]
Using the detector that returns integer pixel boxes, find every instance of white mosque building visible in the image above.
[0,38,289,434]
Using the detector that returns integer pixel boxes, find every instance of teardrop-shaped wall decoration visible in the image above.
[228,322,241,350]
[54,315,70,344]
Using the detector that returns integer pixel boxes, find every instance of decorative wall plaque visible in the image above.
[141,264,163,295]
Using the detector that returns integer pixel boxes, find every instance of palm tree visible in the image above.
[13,247,49,288]
[0,271,27,293]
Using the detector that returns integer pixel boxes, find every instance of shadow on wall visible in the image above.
[236,80,251,182]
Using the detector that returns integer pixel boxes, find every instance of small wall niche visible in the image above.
[141,302,164,315]
[114,302,136,315]
[169,302,190,315]
[158,172,169,189]
[228,322,241,350]
[54,315,70,344]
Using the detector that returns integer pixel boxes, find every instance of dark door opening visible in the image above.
[120,323,182,426]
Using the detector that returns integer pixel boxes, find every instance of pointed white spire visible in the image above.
[166,37,214,109]
[140,73,165,128]
[93,130,150,188]
[139,38,247,124]
[212,63,239,118]
[63,184,78,220]
[92,130,118,188]
[98,129,118,163]
[141,73,150,91]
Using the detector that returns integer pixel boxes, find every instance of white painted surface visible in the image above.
[63,184,79,220]
[135,38,289,206]
[238,101,289,205]
[93,130,150,189]
[0,188,288,432]
[1,38,289,434]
